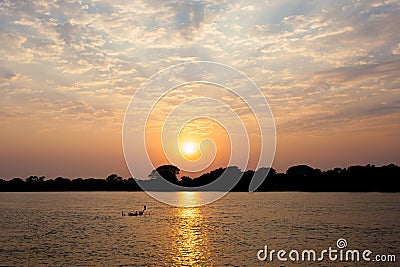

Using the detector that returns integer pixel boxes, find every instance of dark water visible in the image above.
[0,192,399,266]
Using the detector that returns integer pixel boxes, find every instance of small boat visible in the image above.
[125,206,146,217]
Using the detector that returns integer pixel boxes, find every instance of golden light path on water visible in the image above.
[168,192,212,266]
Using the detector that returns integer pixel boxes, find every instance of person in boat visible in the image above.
[126,205,147,216]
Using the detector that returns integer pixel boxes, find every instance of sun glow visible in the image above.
[179,140,202,161]
[182,142,197,155]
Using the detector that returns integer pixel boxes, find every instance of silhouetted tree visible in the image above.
[253,167,277,191]
[285,165,322,191]
[0,164,399,192]
[149,165,180,184]
[106,174,122,183]
[24,176,45,191]
[180,176,193,187]
[26,175,45,183]
[8,178,26,191]
[286,165,319,177]
[126,177,140,191]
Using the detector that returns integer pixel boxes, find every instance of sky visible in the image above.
[0,0,399,179]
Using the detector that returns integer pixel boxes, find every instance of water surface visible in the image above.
[0,192,399,266]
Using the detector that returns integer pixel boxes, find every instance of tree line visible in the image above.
[0,164,399,192]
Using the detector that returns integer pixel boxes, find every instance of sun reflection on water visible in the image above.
[168,192,212,266]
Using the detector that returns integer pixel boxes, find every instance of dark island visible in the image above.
[1,164,399,192]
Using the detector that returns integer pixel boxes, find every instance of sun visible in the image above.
[180,141,201,161]
[182,142,197,156]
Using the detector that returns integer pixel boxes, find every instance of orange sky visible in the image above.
[1,0,399,179]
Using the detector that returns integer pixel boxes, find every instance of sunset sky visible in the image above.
[1,0,399,179]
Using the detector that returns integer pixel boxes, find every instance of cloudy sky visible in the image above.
[1,0,399,179]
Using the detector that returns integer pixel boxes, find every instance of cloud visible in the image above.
[0,67,21,86]
[2,71,19,80]
[172,1,206,39]
[315,60,400,84]
[0,0,399,177]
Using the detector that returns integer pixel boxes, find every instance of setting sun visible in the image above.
[182,142,198,156]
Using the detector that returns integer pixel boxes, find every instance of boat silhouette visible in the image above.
[125,206,146,217]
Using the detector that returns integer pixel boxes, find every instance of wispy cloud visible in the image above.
[0,0,399,177]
